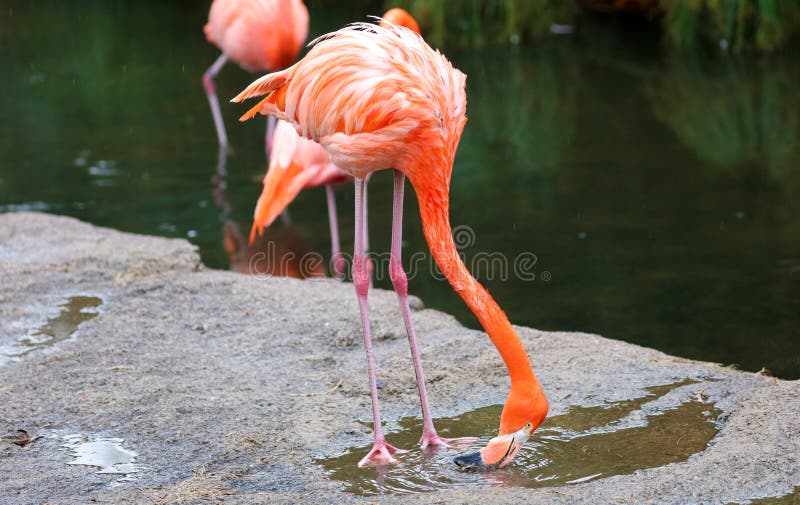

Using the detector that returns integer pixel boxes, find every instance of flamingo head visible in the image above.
[453,423,533,471]
[380,8,421,35]
[454,382,548,471]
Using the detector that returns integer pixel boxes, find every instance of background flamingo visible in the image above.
[248,9,421,280]
[233,21,548,468]
[203,0,308,151]
[250,120,350,278]
[381,7,421,34]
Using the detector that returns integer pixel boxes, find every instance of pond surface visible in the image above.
[0,2,797,377]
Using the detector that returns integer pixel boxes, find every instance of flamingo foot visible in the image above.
[420,432,477,451]
[357,442,402,467]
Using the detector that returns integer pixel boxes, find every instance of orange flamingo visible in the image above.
[232,21,548,468]
[249,9,421,279]
[203,0,308,151]
[250,119,350,278]
[381,7,421,34]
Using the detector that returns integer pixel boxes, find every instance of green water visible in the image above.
[1,2,797,377]
[319,380,720,494]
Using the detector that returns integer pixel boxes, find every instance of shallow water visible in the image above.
[0,296,102,360]
[0,3,797,377]
[319,380,720,495]
[743,488,800,505]
[61,434,139,476]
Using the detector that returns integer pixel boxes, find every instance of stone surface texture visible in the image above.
[0,212,797,504]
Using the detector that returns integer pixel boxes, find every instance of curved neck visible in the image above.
[409,173,538,388]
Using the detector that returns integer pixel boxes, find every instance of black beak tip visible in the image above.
[453,450,487,471]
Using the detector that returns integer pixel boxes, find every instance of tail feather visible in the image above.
[240,96,274,122]
[233,69,291,122]
[231,70,289,103]
[248,161,315,245]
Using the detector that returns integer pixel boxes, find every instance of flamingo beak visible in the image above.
[453,424,532,471]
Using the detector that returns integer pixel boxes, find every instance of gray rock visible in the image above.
[0,212,797,504]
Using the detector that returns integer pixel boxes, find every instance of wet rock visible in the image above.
[0,212,798,504]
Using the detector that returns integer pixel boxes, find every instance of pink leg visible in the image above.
[363,181,370,288]
[202,53,229,149]
[354,178,399,467]
[326,184,345,280]
[280,209,292,227]
[389,170,460,449]
[265,115,277,157]
[215,144,227,178]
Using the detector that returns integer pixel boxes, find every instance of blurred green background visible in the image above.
[0,1,797,378]
[391,0,800,52]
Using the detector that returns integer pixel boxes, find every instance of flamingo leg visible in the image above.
[326,184,345,280]
[389,171,471,449]
[280,209,292,227]
[202,53,229,150]
[363,180,371,287]
[215,145,227,178]
[363,185,369,255]
[354,178,399,467]
[265,115,277,157]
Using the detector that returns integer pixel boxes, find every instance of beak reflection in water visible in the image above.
[454,423,533,471]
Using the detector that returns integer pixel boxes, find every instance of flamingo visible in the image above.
[232,22,549,469]
[248,9,422,280]
[203,0,308,151]
[250,120,350,279]
[381,7,421,34]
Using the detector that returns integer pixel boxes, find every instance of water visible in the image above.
[60,434,140,476]
[319,380,720,494]
[0,2,797,377]
[0,296,103,361]
[739,488,800,505]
